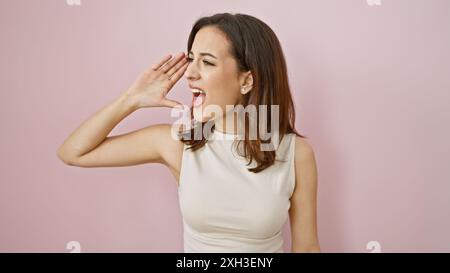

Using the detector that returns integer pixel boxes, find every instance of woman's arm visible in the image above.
[289,136,321,253]
[57,94,136,165]
[57,52,188,168]
[56,95,173,167]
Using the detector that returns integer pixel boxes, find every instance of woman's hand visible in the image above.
[125,52,188,108]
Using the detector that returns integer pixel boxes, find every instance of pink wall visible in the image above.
[1,0,449,252]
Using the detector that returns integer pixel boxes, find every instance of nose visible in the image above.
[184,61,200,81]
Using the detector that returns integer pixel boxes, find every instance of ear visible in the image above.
[240,71,253,95]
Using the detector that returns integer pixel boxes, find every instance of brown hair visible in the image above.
[179,12,306,173]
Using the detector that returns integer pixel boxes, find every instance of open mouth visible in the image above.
[191,88,206,107]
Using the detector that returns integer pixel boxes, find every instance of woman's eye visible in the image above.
[186,57,214,66]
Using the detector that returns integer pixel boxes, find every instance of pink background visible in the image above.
[1,0,449,252]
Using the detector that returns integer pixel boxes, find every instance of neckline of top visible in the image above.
[213,129,240,135]
[211,129,242,140]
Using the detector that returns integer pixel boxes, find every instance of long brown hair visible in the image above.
[179,13,306,173]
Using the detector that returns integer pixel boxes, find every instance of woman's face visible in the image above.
[185,26,249,123]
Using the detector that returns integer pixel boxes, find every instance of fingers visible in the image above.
[159,52,186,73]
[151,54,173,70]
[167,56,188,78]
[168,62,189,84]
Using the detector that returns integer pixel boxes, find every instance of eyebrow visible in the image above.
[188,51,217,59]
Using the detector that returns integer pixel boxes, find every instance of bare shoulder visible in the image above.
[294,136,315,162]
[156,124,185,176]
[293,136,318,191]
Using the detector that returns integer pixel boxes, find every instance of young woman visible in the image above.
[57,13,320,253]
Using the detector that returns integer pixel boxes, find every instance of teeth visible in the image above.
[191,88,205,94]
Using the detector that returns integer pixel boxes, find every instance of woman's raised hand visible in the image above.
[125,52,188,108]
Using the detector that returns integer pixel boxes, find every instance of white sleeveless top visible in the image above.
[178,129,296,253]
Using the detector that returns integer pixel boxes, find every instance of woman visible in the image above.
[57,13,320,253]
